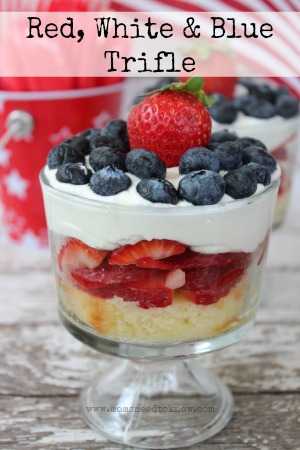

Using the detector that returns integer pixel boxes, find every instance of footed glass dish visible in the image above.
[40,168,279,448]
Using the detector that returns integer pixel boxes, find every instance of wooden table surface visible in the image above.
[1,164,299,450]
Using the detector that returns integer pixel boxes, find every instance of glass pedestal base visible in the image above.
[80,358,233,449]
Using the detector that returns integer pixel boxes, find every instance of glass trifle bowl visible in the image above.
[209,78,299,227]
[40,79,280,448]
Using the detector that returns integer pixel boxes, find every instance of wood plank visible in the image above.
[0,394,299,449]
[0,323,299,397]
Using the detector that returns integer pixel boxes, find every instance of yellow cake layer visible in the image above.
[58,277,248,342]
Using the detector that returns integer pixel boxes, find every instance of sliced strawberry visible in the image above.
[278,167,291,197]
[271,145,288,161]
[183,264,246,291]
[58,238,108,276]
[72,262,165,289]
[179,283,234,306]
[136,250,245,270]
[217,267,245,286]
[91,277,172,309]
[109,239,187,266]
[178,289,218,305]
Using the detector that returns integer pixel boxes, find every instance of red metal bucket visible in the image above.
[0,81,125,249]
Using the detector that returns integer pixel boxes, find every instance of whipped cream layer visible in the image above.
[212,114,300,152]
[42,164,279,254]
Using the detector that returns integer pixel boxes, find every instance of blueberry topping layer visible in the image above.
[47,124,278,204]
[210,79,299,123]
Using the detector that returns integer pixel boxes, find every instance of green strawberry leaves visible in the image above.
[142,77,215,107]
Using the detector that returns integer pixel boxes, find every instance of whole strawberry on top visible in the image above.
[127,77,214,168]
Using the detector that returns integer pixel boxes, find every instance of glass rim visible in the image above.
[40,167,280,216]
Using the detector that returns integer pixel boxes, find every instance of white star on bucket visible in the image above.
[19,230,42,249]
[3,169,29,200]
[0,147,11,167]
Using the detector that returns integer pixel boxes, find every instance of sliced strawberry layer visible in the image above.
[58,238,108,275]
[109,239,187,265]
[72,261,165,289]
[136,250,248,270]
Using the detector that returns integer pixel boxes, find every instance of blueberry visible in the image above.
[89,147,126,172]
[210,92,228,104]
[233,94,252,110]
[210,130,238,143]
[90,135,126,153]
[179,147,220,174]
[224,167,257,199]
[89,166,131,196]
[238,78,256,91]
[237,137,267,150]
[241,97,276,119]
[239,79,276,103]
[245,162,271,186]
[63,136,90,155]
[101,120,130,152]
[213,141,243,170]
[243,145,277,173]
[137,178,179,205]
[56,163,92,185]
[126,149,166,179]
[178,170,225,206]
[248,84,276,103]
[47,143,85,169]
[209,101,238,124]
[76,128,102,140]
[276,86,290,98]
[275,94,299,118]
[206,142,219,151]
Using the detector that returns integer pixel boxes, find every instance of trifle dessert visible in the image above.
[41,78,280,344]
[207,78,299,226]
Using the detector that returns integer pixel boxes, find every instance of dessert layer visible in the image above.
[212,115,299,151]
[58,277,248,342]
[42,167,279,253]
